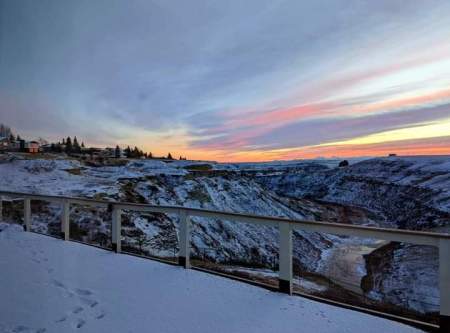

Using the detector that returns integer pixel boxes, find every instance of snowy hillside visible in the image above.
[0,224,422,333]
[0,154,449,318]
[257,156,450,229]
[255,156,450,314]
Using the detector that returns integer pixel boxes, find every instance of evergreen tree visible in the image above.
[148,152,153,159]
[73,136,80,153]
[65,137,72,153]
[167,152,173,160]
[125,146,132,158]
[133,146,140,158]
[62,138,66,145]
[115,145,121,158]
[16,135,22,141]
[0,124,11,138]
[81,142,85,148]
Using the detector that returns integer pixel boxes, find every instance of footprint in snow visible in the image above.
[10,326,46,333]
[72,306,84,314]
[95,311,106,320]
[47,280,104,329]
[74,319,86,329]
[55,316,67,323]
[75,289,93,296]
[51,279,65,289]
[80,298,98,308]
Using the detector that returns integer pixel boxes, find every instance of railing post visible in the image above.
[24,198,31,231]
[111,205,122,253]
[61,200,70,240]
[440,238,450,332]
[178,210,191,268]
[279,222,293,294]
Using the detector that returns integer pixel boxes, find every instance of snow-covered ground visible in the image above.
[0,224,422,333]
[0,154,448,315]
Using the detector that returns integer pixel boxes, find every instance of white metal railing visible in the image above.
[0,190,449,330]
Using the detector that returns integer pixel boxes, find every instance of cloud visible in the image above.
[1,0,450,160]
[284,136,450,160]
[189,97,450,152]
[0,93,69,138]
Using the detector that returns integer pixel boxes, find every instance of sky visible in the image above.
[1,0,450,162]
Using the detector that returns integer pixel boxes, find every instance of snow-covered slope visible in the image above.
[0,155,449,317]
[255,156,450,314]
[0,224,422,333]
[362,243,438,314]
[0,157,350,272]
[257,156,450,230]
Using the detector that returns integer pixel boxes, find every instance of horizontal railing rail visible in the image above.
[0,190,449,331]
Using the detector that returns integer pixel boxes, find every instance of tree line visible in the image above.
[49,136,186,160]
[0,123,22,142]
[120,146,186,160]
[1,124,188,160]
[47,137,85,154]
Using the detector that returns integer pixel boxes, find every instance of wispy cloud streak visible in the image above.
[1,0,450,161]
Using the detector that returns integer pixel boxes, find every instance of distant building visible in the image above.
[80,146,90,154]
[25,141,40,153]
[40,144,54,152]
[0,137,8,151]
[16,139,26,151]
[0,137,41,153]
[104,147,125,158]
[83,147,104,159]
[104,147,115,157]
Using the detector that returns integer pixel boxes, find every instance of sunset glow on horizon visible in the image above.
[1,0,450,162]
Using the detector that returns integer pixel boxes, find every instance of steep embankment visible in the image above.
[0,157,348,272]
[256,156,450,313]
[256,157,450,229]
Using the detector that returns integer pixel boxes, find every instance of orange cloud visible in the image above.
[271,136,450,161]
[192,136,450,162]
[227,103,332,128]
[192,88,450,157]
[206,86,450,147]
